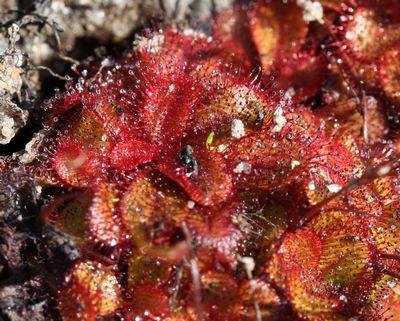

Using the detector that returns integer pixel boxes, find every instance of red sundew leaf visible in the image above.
[110,138,155,171]
[248,0,307,70]
[228,107,318,161]
[120,170,190,230]
[126,253,172,288]
[363,277,400,321]
[311,211,374,289]
[372,174,400,219]
[58,260,122,321]
[213,5,259,73]
[158,146,233,206]
[230,142,307,192]
[189,270,240,321]
[369,215,400,259]
[132,33,185,81]
[40,104,112,187]
[50,103,113,155]
[133,27,221,82]
[304,166,400,281]
[52,138,106,187]
[179,78,279,185]
[226,109,325,192]
[287,276,343,321]
[328,2,400,92]
[345,184,384,217]
[188,80,273,136]
[44,87,88,118]
[188,204,244,267]
[154,80,274,206]
[309,209,365,240]
[86,97,137,138]
[138,69,200,152]
[41,190,92,243]
[275,131,360,204]
[127,285,170,319]
[306,136,359,185]
[275,53,327,102]
[248,2,280,69]
[342,4,400,61]
[62,67,145,139]
[268,230,345,320]
[133,27,235,84]
[278,229,322,275]
[120,170,239,264]
[271,210,377,320]
[380,46,400,105]
[120,171,190,258]
[238,278,283,320]
[316,96,388,147]
[87,182,122,247]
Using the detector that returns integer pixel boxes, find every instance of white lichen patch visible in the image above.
[168,84,175,93]
[231,119,245,138]
[327,184,342,193]
[311,167,332,184]
[296,0,324,24]
[217,144,228,153]
[271,106,287,133]
[291,160,301,169]
[284,87,296,100]
[187,200,195,209]
[233,161,252,174]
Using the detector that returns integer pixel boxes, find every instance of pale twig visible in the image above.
[238,255,262,321]
[362,94,369,145]
[169,263,184,312]
[33,65,67,80]
[182,222,204,321]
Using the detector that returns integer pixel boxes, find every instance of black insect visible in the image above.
[178,145,199,178]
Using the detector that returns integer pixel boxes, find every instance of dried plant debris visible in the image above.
[0,98,28,144]
[0,277,49,321]
[1,1,400,321]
